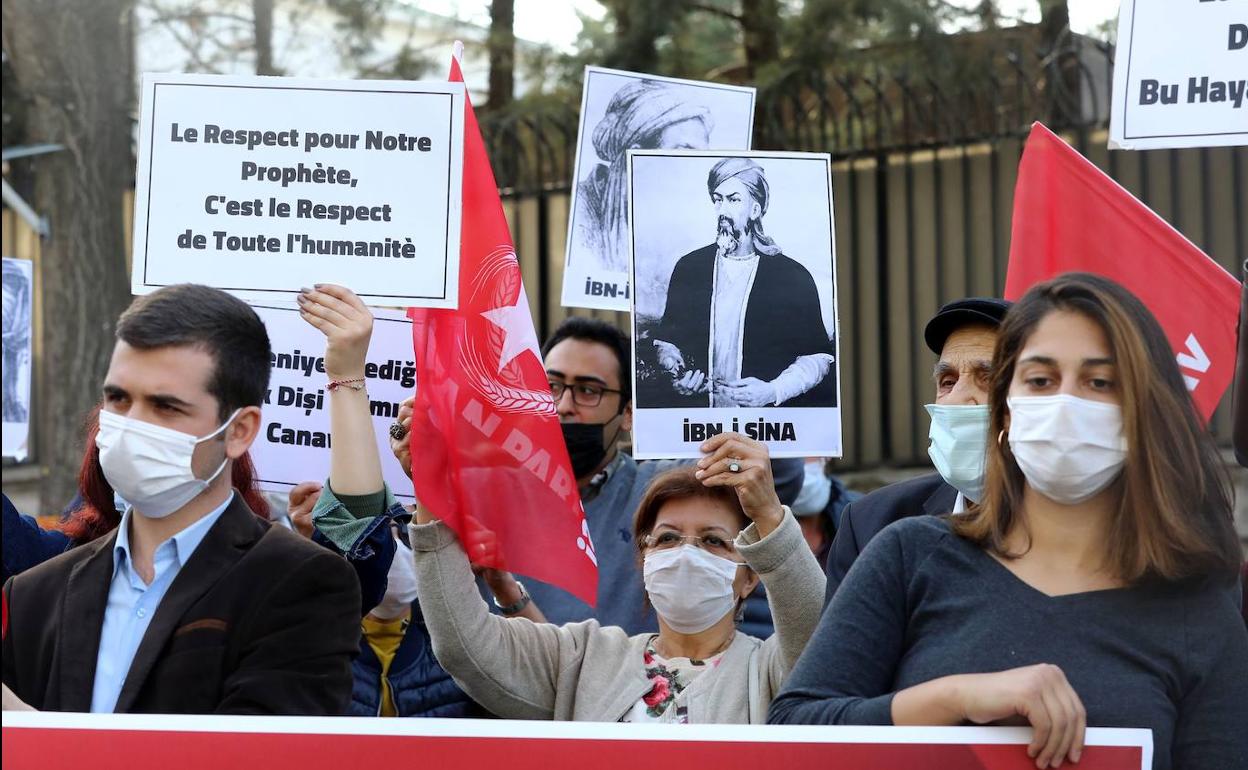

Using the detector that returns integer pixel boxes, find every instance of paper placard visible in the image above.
[132,73,465,307]
[561,67,756,311]
[2,257,34,461]
[1110,0,1248,150]
[628,150,842,459]
[249,304,415,499]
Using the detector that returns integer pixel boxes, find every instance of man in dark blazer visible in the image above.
[823,297,1010,604]
[2,284,360,714]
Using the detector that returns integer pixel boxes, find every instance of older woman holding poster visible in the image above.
[768,274,1248,769]
[296,284,825,724]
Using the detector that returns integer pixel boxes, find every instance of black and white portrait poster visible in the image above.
[561,66,756,312]
[628,151,842,459]
[3,257,34,460]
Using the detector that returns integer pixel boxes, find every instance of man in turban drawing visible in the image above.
[2,261,31,423]
[649,158,836,408]
[576,80,714,272]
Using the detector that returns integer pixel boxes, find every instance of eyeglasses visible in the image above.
[641,531,738,559]
[548,380,622,408]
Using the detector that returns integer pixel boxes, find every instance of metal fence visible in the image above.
[481,33,1247,470]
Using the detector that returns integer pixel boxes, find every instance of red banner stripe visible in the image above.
[1,728,1144,770]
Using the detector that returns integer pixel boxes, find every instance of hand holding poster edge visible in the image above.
[131,72,466,309]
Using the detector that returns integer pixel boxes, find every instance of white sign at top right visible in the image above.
[1109,0,1248,150]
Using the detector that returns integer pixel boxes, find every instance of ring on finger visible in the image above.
[389,421,408,441]
[728,458,742,473]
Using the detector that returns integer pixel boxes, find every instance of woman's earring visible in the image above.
[997,429,1008,449]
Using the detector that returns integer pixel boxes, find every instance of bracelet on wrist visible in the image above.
[327,377,366,392]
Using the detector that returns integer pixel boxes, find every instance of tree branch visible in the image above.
[687,1,742,23]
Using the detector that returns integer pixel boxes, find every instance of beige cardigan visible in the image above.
[408,507,826,723]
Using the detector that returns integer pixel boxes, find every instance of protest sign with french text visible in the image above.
[132,73,465,308]
[1110,0,1248,150]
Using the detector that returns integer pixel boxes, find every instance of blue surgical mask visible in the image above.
[925,403,990,504]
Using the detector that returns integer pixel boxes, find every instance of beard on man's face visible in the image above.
[715,215,741,256]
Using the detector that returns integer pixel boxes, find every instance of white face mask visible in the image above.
[792,461,832,516]
[925,403,990,504]
[643,544,741,634]
[97,408,239,519]
[372,537,419,620]
[1007,394,1127,505]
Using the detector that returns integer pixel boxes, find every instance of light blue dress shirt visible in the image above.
[90,492,233,713]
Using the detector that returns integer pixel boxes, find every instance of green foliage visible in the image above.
[523,0,987,99]
[656,1,744,81]
[598,0,687,72]
[784,0,974,66]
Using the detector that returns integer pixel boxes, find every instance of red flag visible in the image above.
[406,53,597,605]
[1004,122,1240,420]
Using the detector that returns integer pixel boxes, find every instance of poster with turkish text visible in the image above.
[1109,0,1248,150]
[248,304,416,500]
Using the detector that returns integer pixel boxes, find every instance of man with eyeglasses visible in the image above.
[533,317,803,635]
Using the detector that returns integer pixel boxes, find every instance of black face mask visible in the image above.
[561,422,610,479]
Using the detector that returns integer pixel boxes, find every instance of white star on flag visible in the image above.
[480,287,542,373]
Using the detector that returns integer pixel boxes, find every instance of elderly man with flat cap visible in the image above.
[649,157,836,409]
[823,297,1011,605]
